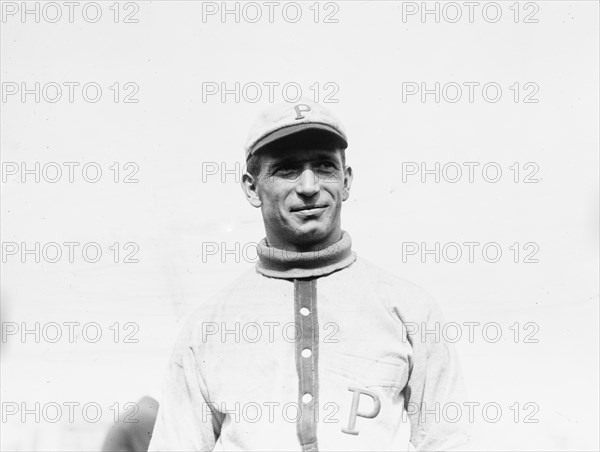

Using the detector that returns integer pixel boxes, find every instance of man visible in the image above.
[149,100,469,451]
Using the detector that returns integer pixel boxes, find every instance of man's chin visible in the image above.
[287,223,335,247]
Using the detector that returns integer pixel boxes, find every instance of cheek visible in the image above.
[260,186,288,214]
[325,181,345,202]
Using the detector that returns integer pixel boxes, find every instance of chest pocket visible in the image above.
[323,352,409,391]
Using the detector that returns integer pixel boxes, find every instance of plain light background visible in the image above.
[1,1,598,450]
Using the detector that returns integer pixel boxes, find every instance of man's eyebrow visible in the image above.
[271,155,298,165]
[314,154,339,162]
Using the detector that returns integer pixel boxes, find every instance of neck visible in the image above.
[256,230,357,279]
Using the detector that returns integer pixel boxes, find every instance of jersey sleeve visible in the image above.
[148,315,221,452]
[403,295,471,451]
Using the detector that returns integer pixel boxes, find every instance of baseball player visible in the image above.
[148,101,469,451]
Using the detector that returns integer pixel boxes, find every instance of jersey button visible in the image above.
[302,393,313,404]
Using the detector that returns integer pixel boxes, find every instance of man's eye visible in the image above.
[276,167,300,179]
[316,162,337,173]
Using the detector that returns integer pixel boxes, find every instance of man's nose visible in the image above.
[295,168,320,197]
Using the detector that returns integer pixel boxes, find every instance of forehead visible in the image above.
[260,147,342,165]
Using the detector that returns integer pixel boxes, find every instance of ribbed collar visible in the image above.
[256,230,357,280]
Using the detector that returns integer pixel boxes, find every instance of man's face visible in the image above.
[245,146,352,251]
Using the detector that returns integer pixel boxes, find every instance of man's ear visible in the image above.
[241,172,262,208]
[342,165,353,202]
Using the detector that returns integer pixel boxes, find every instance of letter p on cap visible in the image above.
[294,104,311,120]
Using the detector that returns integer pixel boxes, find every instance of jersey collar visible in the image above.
[256,230,357,280]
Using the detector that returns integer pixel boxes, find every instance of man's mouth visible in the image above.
[290,204,328,213]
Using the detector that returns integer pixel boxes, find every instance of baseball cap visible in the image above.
[244,99,348,160]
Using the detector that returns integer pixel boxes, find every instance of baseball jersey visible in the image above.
[148,231,469,451]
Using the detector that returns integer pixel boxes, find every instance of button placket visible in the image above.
[294,278,319,452]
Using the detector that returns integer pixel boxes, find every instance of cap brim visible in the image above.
[249,123,347,158]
